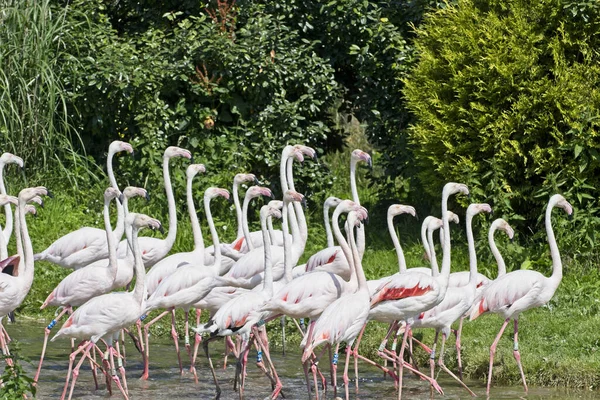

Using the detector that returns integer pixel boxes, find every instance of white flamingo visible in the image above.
[53,213,162,400]
[35,187,124,383]
[0,186,50,360]
[470,194,572,395]
[0,152,24,260]
[197,202,284,400]
[117,146,192,267]
[35,141,133,268]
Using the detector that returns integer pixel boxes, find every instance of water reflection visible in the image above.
[6,321,596,399]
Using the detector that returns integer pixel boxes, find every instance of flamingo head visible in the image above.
[29,195,44,208]
[245,186,273,201]
[19,187,51,203]
[164,146,192,161]
[324,196,343,210]
[123,186,150,202]
[24,204,37,217]
[387,204,417,219]
[205,187,230,202]
[283,190,305,208]
[0,153,24,169]
[491,218,515,240]
[262,204,283,221]
[268,200,283,211]
[447,211,460,224]
[293,145,318,161]
[0,195,18,207]
[234,173,258,186]
[128,213,163,233]
[109,140,134,156]
[104,187,122,202]
[551,194,573,217]
[352,149,372,168]
[467,203,492,217]
[186,164,206,180]
[443,182,469,199]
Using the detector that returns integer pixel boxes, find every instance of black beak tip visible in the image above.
[568,212,574,220]
[365,216,370,225]
[414,213,419,221]
[189,156,195,163]
[39,200,44,209]
[270,193,275,199]
[301,198,307,209]
[145,193,151,202]
[118,194,125,204]
[228,196,234,204]
[159,225,165,234]
[313,153,318,161]
[46,190,54,198]
[33,213,38,219]
[253,177,260,185]
[130,150,135,157]
[368,159,373,169]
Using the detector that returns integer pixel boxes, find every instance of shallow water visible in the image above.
[6,320,598,399]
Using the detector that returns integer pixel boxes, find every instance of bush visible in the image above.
[404,0,600,250]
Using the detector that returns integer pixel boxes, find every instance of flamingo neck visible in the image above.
[267,216,276,246]
[18,198,34,290]
[427,225,440,277]
[205,196,221,271]
[233,181,243,238]
[420,219,431,263]
[348,223,366,291]
[349,158,365,258]
[0,162,12,245]
[440,192,452,281]
[241,193,255,251]
[547,200,562,283]
[282,198,293,282]
[466,212,478,285]
[13,200,22,273]
[107,148,125,243]
[332,208,356,286]
[388,213,407,273]
[187,174,204,254]
[162,155,178,248]
[324,202,334,248]
[130,227,146,304]
[261,212,273,295]
[286,157,303,248]
[104,197,119,281]
[489,226,506,277]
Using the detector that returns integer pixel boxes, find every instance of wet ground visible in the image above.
[6,320,599,399]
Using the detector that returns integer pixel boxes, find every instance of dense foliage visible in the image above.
[404,0,600,249]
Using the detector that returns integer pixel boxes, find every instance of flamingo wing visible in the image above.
[370,271,435,307]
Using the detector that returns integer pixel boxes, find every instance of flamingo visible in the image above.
[53,213,162,400]
[0,186,51,360]
[34,141,133,268]
[140,187,233,381]
[117,146,192,267]
[369,182,469,399]
[0,152,24,260]
[488,218,515,277]
[35,187,125,384]
[197,202,284,400]
[470,194,572,395]
[411,203,492,396]
[301,207,369,400]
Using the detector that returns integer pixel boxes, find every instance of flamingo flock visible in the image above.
[0,141,572,400]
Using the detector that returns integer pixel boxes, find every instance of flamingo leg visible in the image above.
[120,329,127,366]
[487,318,510,395]
[254,327,283,399]
[192,308,202,369]
[513,318,528,393]
[343,345,352,400]
[63,341,93,400]
[115,340,129,396]
[238,337,252,399]
[430,330,439,394]
[169,309,184,375]
[35,306,72,384]
[108,345,128,399]
[329,343,340,397]
[203,336,222,399]
[183,310,198,383]
[352,323,367,393]
[90,345,99,390]
[396,323,410,400]
[437,332,476,397]
[141,309,170,380]
[455,316,465,381]
[280,316,286,356]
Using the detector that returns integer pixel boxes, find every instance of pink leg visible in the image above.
[455,316,464,380]
[191,308,202,370]
[254,327,283,399]
[35,306,71,384]
[329,343,340,397]
[487,318,510,395]
[343,345,351,400]
[90,345,99,390]
[108,345,128,399]
[170,310,184,375]
[430,331,439,390]
[141,310,170,380]
[513,319,528,393]
[353,324,367,392]
[63,341,93,400]
[396,325,409,400]
[115,341,129,396]
[437,332,476,396]
[203,337,222,398]
[183,310,198,383]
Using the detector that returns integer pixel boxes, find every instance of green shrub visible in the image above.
[404,0,600,250]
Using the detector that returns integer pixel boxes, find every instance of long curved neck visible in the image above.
[107,149,125,241]
[420,219,431,262]
[332,209,356,286]
[122,196,133,256]
[0,164,12,244]
[241,194,255,251]
[187,175,204,252]
[282,198,293,282]
[489,227,506,277]
[267,215,276,245]
[388,214,407,273]
[261,213,273,295]
[163,155,178,247]
[130,226,146,304]
[233,181,243,238]
[427,226,440,276]
[104,198,118,280]
[466,212,478,284]
[286,157,303,248]
[324,203,334,248]
[13,202,22,276]
[205,196,221,270]
[18,198,34,288]
[350,158,365,258]
[0,226,6,260]
[440,193,452,279]
[547,203,562,282]
[348,223,366,291]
